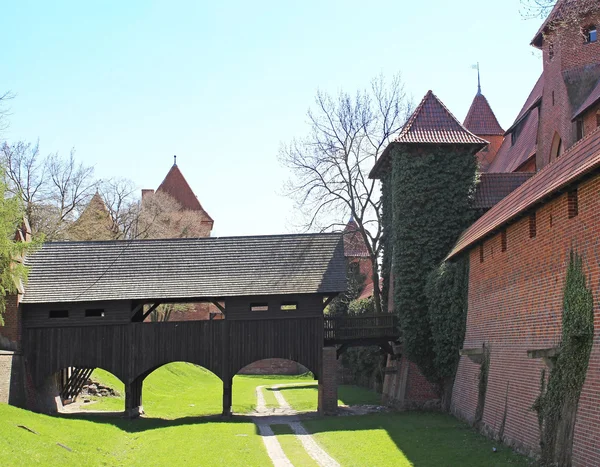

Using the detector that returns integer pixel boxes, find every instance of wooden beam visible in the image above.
[459,347,485,364]
[141,303,161,321]
[210,300,225,314]
[322,296,335,309]
[130,303,144,319]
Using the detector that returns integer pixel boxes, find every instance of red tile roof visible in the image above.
[343,219,370,257]
[505,74,544,135]
[572,78,600,120]
[370,91,487,178]
[448,127,600,260]
[464,93,504,136]
[488,108,539,173]
[396,91,488,145]
[157,164,214,221]
[473,172,534,209]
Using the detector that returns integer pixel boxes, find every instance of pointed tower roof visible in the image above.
[464,93,504,136]
[370,91,487,178]
[66,192,118,241]
[156,163,214,221]
[395,91,488,145]
[343,218,369,258]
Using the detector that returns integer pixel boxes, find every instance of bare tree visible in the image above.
[521,0,556,18]
[279,74,412,314]
[96,178,140,239]
[1,142,96,239]
[0,91,15,135]
[135,190,211,240]
[1,141,45,223]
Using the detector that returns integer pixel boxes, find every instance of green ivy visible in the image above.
[389,144,477,385]
[342,297,386,391]
[426,258,470,383]
[380,172,393,313]
[534,251,594,466]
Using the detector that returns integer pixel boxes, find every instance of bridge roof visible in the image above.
[22,233,346,304]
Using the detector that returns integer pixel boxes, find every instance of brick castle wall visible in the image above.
[452,173,600,464]
[238,358,308,375]
[0,295,22,351]
[538,10,600,170]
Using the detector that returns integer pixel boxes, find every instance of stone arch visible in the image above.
[550,132,563,162]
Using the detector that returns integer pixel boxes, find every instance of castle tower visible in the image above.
[463,85,504,172]
[532,0,600,169]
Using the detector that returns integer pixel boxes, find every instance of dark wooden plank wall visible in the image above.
[23,314,324,386]
[23,301,132,328]
[228,317,323,377]
[225,294,324,320]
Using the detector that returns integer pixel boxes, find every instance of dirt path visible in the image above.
[253,384,340,467]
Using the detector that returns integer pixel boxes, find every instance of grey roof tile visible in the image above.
[22,234,347,303]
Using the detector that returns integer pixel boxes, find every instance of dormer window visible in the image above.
[585,26,597,44]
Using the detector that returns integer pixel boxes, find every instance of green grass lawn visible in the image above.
[84,364,316,416]
[304,413,530,467]
[1,363,531,466]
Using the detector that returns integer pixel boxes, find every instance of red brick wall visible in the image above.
[238,359,308,375]
[0,295,22,351]
[452,173,600,464]
[537,11,600,170]
[318,347,338,415]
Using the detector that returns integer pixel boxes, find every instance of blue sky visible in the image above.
[2,0,544,236]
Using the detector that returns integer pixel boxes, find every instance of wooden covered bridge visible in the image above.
[17,233,399,417]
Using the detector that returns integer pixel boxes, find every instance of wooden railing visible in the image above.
[324,313,399,342]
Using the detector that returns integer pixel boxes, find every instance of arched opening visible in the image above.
[138,362,223,418]
[40,366,125,415]
[234,358,316,414]
[550,132,563,162]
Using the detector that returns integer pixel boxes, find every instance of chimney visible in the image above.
[141,189,155,200]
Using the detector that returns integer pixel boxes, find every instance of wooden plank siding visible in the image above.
[22,296,325,386]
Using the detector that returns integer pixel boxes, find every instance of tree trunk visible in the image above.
[370,255,383,314]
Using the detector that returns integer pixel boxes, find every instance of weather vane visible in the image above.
[471,62,481,95]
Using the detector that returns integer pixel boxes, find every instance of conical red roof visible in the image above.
[464,93,504,136]
[395,91,488,145]
[157,164,214,221]
[343,218,370,257]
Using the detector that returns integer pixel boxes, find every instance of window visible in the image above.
[548,42,555,60]
[85,309,105,318]
[250,303,269,312]
[585,26,597,44]
[479,244,484,263]
[49,310,69,319]
[280,302,298,311]
[501,230,507,252]
[568,189,579,218]
[529,212,537,238]
[550,132,563,161]
[552,91,555,106]
[576,119,584,141]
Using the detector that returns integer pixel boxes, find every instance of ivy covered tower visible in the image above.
[371,91,486,402]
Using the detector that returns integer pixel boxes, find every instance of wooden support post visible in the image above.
[125,377,144,419]
[222,378,233,416]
